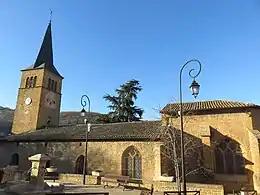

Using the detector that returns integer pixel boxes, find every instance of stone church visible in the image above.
[1,21,260,195]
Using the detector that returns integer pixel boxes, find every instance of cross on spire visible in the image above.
[50,10,53,23]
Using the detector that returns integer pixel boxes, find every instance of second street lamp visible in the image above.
[179,59,202,195]
[80,94,91,185]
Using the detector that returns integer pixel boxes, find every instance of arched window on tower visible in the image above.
[25,77,30,88]
[29,77,34,88]
[215,139,245,174]
[48,78,51,90]
[33,76,37,87]
[51,80,54,91]
[122,146,142,179]
[54,81,57,92]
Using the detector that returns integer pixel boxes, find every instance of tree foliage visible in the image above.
[102,79,144,123]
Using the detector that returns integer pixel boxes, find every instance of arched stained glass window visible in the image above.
[215,139,245,174]
[122,146,142,179]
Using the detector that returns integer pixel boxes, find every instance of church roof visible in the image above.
[161,100,260,115]
[23,22,62,78]
[4,121,163,142]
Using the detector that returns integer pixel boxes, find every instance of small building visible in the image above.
[161,100,260,193]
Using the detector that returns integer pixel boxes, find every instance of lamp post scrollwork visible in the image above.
[179,59,202,195]
[80,94,91,185]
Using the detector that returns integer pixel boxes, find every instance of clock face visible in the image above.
[25,97,32,105]
[44,92,57,109]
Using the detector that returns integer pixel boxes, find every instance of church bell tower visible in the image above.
[12,21,63,134]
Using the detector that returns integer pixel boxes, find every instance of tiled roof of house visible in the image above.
[4,121,163,142]
[161,100,260,115]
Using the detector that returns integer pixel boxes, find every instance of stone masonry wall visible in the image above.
[153,181,224,195]
[250,108,260,130]
[37,69,62,129]
[162,111,258,193]
[59,174,98,185]
[0,141,159,182]
[12,68,62,134]
[12,69,45,134]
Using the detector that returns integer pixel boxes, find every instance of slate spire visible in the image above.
[31,21,62,77]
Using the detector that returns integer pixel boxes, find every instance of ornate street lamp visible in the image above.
[179,59,202,194]
[81,108,87,117]
[190,80,200,98]
[80,95,91,185]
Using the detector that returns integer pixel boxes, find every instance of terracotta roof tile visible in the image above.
[5,121,163,142]
[160,100,260,115]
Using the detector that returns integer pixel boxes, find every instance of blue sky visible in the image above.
[0,1,260,119]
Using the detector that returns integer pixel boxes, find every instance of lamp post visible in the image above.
[80,95,91,185]
[179,59,202,195]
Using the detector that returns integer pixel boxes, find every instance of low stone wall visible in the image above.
[153,181,224,195]
[58,174,224,195]
[59,174,99,185]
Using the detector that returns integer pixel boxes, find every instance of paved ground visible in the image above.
[60,184,143,195]
[1,183,157,195]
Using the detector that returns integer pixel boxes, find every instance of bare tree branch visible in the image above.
[157,98,214,190]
